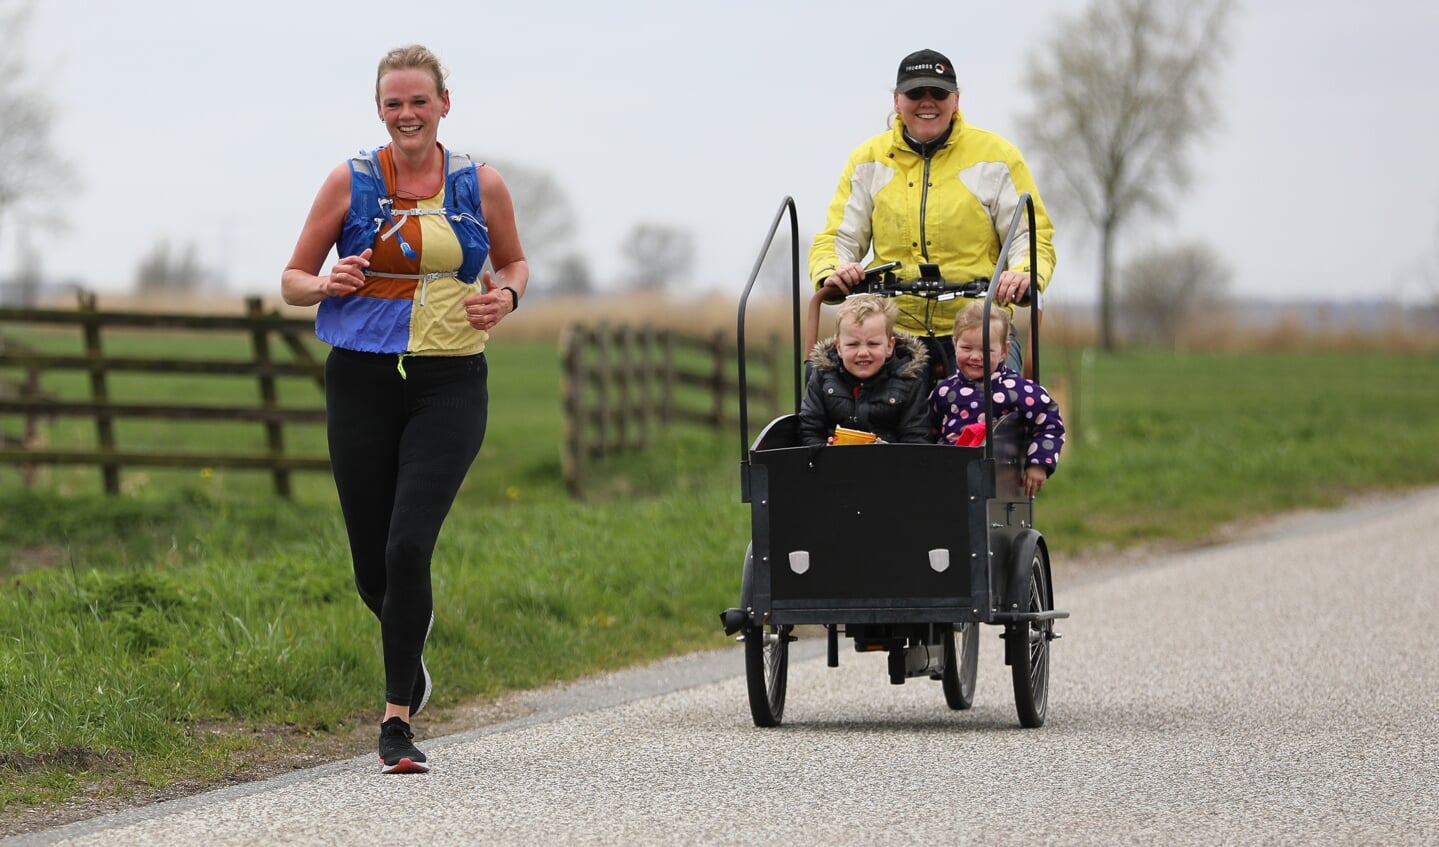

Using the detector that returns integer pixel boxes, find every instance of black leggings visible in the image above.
[325,348,488,707]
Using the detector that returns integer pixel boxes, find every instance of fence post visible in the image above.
[594,322,610,457]
[710,329,726,428]
[0,334,42,488]
[19,360,41,488]
[615,324,632,451]
[637,324,654,450]
[560,325,586,498]
[78,291,120,494]
[247,297,291,497]
[276,319,326,390]
[660,329,674,426]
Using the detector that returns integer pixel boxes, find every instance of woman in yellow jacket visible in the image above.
[809,48,1055,379]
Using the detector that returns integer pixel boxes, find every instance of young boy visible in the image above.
[798,294,931,446]
[929,302,1064,495]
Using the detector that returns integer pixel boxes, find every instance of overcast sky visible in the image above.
[6,0,1438,309]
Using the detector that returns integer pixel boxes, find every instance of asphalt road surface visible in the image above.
[8,489,1437,846]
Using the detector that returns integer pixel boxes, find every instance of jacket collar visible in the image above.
[890,110,965,157]
[808,331,930,381]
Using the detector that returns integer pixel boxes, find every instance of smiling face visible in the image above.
[837,313,896,380]
[376,67,449,157]
[894,87,958,142]
[954,323,1007,380]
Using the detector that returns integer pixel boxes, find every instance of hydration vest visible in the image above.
[317,146,492,354]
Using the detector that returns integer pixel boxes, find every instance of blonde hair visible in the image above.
[952,301,1011,349]
[376,45,448,103]
[836,294,897,335]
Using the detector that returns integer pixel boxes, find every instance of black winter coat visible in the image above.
[797,332,932,446]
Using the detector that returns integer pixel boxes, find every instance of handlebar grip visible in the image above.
[849,261,901,295]
[864,261,901,278]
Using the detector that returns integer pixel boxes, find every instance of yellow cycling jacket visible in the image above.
[809,111,1056,336]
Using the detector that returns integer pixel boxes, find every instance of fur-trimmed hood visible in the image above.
[807,330,929,381]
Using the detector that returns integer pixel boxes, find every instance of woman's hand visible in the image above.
[822,262,867,296]
[463,271,515,332]
[994,270,1031,305]
[322,249,372,298]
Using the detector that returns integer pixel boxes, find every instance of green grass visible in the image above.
[2,341,1438,813]
[1039,348,1439,550]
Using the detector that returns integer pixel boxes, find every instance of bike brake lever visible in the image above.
[852,261,901,295]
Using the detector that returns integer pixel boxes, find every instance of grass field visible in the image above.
[2,329,1438,819]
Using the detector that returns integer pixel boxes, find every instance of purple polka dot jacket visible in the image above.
[927,365,1065,475]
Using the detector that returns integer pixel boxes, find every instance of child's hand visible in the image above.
[1024,465,1048,497]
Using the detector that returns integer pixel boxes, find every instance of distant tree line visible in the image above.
[8,0,1435,340]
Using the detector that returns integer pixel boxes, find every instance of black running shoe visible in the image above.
[378,717,429,774]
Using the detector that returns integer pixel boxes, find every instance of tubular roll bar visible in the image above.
[735,196,802,468]
[981,193,1039,458]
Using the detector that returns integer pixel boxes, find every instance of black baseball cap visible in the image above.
[896,48,957,94]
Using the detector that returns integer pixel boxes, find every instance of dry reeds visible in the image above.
[26,289,1439,353]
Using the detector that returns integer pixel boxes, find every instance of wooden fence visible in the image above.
[0,294,328,496]
[560,323,783,497]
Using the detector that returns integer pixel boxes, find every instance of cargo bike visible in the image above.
[720,194,1068,729]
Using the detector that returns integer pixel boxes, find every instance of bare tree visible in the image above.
[549,252,595,296]
[481,158,577,278]
[620,224,695,291]
[1119,242,1232,346]
[1417,204,1439,296]
[10,231,41,306]
[0,0,75,276]
[1018,0,1235,351]
[134,239,213,294]
[1412,207,1439,327]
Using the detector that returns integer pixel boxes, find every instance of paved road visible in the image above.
[9,489,1438,846]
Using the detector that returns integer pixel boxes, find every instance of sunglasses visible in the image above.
[903,86,953,101]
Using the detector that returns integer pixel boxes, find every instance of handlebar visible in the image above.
[849,261,993,302]
[804,262,994,355]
